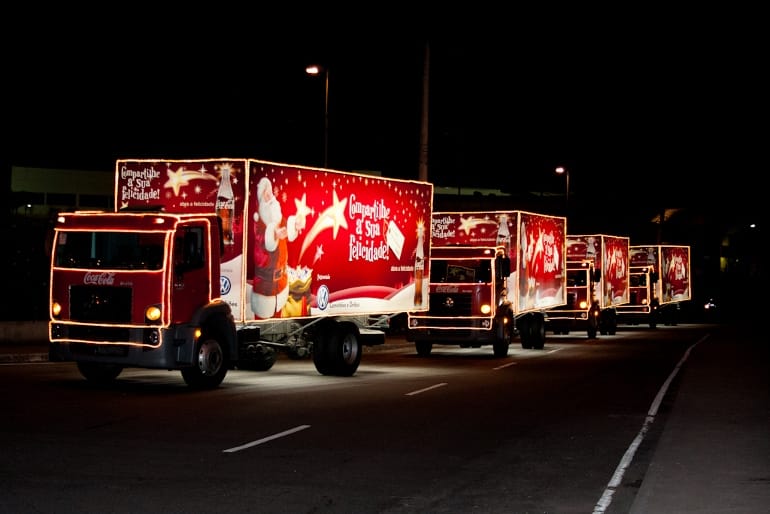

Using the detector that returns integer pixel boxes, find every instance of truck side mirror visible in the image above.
[496,256,511,279]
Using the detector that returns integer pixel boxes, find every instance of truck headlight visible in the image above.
[145,305,162,323]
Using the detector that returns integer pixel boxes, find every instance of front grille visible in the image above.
[70,285,132,323]
[67,325,131,342]
[71,343,129,357]
[428,292,473,317]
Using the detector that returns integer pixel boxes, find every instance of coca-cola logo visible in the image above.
[84,272,116,285]
[436,285,459,293]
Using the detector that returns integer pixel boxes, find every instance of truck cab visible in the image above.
[547,259,605,337]
[546,234,629,338]
[406,246,517,356]
[49,211,236,388]
[615,265,660,328]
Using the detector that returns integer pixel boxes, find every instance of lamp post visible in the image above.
[305,65,329,168]
[555,166,569,212]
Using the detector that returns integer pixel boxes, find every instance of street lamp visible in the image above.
[305,64,329,168]
[555,166,569,211]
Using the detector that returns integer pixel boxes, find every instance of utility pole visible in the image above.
[419,41,430,183]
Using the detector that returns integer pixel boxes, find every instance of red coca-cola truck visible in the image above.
[48,158,433,388]
[406,211,567,355]
[616,244,692,327]
[547,234,630,338]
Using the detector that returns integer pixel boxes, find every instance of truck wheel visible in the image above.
[77,362,123,384]
[493,316,513,357]
[519,316,532,349]
[603,310,617,335]
[313,325,362,376]
[312,333,335,375]
[334,326,362,376]
[530,315,546,350]
[415,341,433,356]
[181,335,228,389]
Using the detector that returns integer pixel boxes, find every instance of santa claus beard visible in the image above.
[259,195,283,226]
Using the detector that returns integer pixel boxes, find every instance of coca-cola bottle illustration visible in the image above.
[496,213,511,255]
[413,221,425,307]
[216,166,235,245]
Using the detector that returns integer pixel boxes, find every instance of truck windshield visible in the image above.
[567,269,588,287]
[54,231,165,270]
[430,259,492,283]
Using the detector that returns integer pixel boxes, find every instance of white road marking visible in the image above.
[592,335,709,513]
[405,382,448,396]
[493,361,518,370]
[223,424,311,453]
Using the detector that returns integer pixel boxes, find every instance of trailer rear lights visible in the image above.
[145,305,162,322]
[51,301,62,318]
[480,304,492,315]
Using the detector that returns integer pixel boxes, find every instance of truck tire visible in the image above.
[77,362,123,384]
[519,316,532,349]
[649,301,659,328]
[599,310,617,335]
[493,315,513,357]
[530,314,546,350]
[181,335,228,389]
[415,341,433,356]
[588,306,600,339]
[313,324,362,376]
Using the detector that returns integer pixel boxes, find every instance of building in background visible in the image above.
[9,166,113,218]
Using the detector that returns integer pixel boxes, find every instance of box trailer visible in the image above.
[406,211,566,354]
[547,234,630,338]
[616,244,692,327]
[49,158,433,387]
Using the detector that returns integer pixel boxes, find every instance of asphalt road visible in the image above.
[1,323,767,513]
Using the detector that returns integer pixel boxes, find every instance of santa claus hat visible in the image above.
[254,177,272,223]
[257,177,272,200]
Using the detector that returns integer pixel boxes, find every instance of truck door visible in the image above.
[172,225,211,323]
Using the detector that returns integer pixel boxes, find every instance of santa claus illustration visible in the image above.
[250,177,307,319]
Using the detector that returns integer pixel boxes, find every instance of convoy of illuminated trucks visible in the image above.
[406,211,567,355]
[47,158,692,387]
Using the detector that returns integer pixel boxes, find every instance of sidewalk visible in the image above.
[0,321,49,363]
[627,323,769,513]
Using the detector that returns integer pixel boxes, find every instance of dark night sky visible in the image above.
[4,11,765,221]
